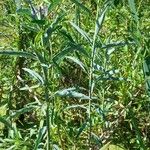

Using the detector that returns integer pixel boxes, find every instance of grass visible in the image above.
[0,0,150,149]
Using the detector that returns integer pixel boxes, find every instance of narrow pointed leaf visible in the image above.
[53,43,88,63]
[53,46,74,63]
[48,0,62,12]
[65,56,86,72]
[128,0,139,22]
[55,88,90,99]
[70,22,92,45]
[23,68,44,85]
[17,8,31,16]
[102,41,135,49]
[76,122,87,138]
[70,0,91,14]
[94,4,108,38]
[0,50,36,59]
[0,117,13,130]
[34,126,47,150]
[9,105,37,119]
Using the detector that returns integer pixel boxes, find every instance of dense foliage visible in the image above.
[0,0,150,149]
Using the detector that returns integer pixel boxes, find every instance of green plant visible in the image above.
[0,0,150,149]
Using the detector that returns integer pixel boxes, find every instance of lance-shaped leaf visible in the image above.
[55,87,90,100]
[94,3,108,39]
[64,105,87,110]
[48,0,62,12]
[0,50,36,59]
[128,0,139,22]
[17,8,31,17]
[8,105,38,119]
[143,56,150,96]
[0,117,13,130]
[53,43,88,63]
[65,56,86,72]
[70,22,92,45]
[70,0,91,14]
[102,41,135,49]
[34,126,47,150]
[76,122,87,138]
[23,68,44,85]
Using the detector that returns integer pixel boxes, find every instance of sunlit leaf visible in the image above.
[23,68,44,85]
[100,143,125,150]
[55,87,90,99]
[65,56,86,72]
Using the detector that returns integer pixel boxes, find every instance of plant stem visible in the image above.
[88,39,97,148]
[46,100,50,150]
[88,2,101,147]
[43,68,51,150]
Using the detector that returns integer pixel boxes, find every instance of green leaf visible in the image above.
[106,48,115,55]
[76,122,87,138]
[55,87,90,99]
[102,41,135,49]
[70,22,92,45]
[94,4,108,39]
[0,50,36,59]
[53,43,88,63]
[17,8,31,16]
[53,46,74,63]
[70,0,91,14]
[34,126,47,150]
[48,0,62,12]
[65,56,86,72]
[8,104,38,119]
[100,143,125,150]
[128,0,139,22]
[69,42,89,56]
[143,57,150,95]
[34,30,44,47]
[23,68,44,85]
[43,13,65,47]
[64,105,87,110]
[0,117,13,130]
[59,29,75,43]
[20,84,40,91]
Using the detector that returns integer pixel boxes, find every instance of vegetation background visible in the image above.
[0,0,150,149]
